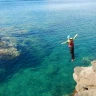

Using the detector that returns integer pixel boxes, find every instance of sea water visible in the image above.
[0,1,96,96]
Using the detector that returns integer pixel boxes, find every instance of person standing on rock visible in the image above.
[61,34,78,61]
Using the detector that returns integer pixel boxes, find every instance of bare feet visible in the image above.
[72,59,74,61]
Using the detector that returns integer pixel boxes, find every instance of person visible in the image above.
[61,34,78,61]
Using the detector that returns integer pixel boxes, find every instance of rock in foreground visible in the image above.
[73,60,96,96]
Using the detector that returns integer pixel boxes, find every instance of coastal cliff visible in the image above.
[73,60,96,96]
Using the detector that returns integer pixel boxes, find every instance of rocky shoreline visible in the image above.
[73,60,96,96]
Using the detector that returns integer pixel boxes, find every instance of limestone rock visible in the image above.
[91,60,96,72]
[73,60,96,96]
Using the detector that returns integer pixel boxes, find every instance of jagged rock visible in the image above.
[74,67,83,76]
[91,60,96,72]
[73,60,96,96]
[74,89,96,96]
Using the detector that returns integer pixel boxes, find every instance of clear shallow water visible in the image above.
[0,1,96,96]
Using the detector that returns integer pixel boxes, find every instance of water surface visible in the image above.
[0,1,96,96]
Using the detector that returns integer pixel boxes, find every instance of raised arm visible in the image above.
[73,34,78,40]
[61,40,68,44]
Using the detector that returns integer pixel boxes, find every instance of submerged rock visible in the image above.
[0,47,20,59]
[0,36,20,59]
[73,60,96,96]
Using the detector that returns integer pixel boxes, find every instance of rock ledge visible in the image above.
[73,60,96,96]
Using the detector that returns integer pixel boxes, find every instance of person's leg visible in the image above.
[69,47,75,61]
[69,47,73,60]
[72,47,75,60]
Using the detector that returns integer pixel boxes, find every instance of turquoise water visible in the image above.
[0,1,96,96]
